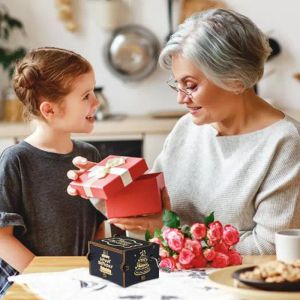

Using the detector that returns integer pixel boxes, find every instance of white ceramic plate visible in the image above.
[207,264,300,300]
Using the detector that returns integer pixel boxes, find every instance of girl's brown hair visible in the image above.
[13,47,92,119]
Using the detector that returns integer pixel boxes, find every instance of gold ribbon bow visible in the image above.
[88,157,126,179]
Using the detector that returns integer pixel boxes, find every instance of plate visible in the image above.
[232,266,300,291]
[207,265,300,300]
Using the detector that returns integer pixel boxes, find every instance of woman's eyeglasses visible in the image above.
[166,77,197,99]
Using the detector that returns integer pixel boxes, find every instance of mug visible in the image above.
[275,229,300,263]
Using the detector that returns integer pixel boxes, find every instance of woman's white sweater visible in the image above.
[152,114,300,255]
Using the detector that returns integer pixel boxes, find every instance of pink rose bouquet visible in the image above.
[146,210,242,271]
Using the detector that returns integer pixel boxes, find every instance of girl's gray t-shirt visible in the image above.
[0,140,102,256]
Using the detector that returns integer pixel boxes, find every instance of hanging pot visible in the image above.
[105,25,160,82]
[165,0,174,43]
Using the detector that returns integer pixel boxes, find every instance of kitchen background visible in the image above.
[1,0,300,165]
[1,0,300,116]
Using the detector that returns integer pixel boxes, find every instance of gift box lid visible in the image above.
[89,237,152,253]
[70,155,148,199]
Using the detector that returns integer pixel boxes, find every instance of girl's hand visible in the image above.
[67,156,108,214]
[108,187,171,234]
[67,156,97,198]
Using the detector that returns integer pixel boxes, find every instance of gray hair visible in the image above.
[159,9,272,93]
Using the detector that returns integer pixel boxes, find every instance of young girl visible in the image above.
[0,47,103,295]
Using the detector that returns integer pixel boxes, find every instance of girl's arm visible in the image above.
[0,226,34,272]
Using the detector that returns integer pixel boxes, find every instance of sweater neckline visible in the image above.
[209,114,288,139]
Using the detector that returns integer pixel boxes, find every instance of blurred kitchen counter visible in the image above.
[0,115,180,139]
[2,109,300,139]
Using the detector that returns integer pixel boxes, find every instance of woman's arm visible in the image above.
[236,140,300,255]
[0,227,34,272]
[236,186,300,255]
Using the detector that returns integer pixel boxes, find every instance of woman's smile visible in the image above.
[187,106,202,115]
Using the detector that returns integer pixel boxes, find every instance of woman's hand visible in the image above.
[67,156,97,198]
[108,187,171,234]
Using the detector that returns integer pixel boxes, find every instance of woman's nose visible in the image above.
[177,92,191,104]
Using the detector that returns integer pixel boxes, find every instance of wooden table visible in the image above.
[3,255,275,300]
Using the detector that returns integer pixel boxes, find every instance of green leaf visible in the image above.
[3,27,9,40]
[202,237,209,247]
[181,224,192,238]
[0,8,24,40]
[162,240,168,248]
[0,47,26,79]
[145,230,152,242]
[162,210,180,228]
[204,212,215,227]
[7,16,24,31]
[0,6,27,79]
[8,65,14,79]
[153,228,162,238]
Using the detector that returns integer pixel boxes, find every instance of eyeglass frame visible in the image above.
[166,77,198,99]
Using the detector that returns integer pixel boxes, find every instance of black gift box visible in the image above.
[87,237,159,287]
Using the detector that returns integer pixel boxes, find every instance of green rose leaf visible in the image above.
[204,211,215,227]
[154,228,162,239]
[181,224,192,238]
[163,210,180,228]
[162,240,169,248]
[145,230,153,241]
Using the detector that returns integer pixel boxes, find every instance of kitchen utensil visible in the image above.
[165,0,173,42]
[94,87,110,120]
[268,37,281,61]
[275,229,300,263]
[105,25,160,82]
[3,87,23,122]
[97,0,122,30]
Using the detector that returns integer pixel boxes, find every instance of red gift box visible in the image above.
[70,155,148,199]
[106,172,165,218]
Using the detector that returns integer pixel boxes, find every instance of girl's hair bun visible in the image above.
[15,62,41,90]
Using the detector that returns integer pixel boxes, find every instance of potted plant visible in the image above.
[0,5,27,121]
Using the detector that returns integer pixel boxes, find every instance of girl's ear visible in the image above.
[39,101,55,120]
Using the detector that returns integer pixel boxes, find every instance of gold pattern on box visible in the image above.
[98,250,113,276]
[134,250,151,276]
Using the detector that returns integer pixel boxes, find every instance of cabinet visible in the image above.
[0,116,178,166]
[76,134,143,162]
[76,133,168,168]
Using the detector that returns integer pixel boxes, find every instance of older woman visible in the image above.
[68,9,300,255]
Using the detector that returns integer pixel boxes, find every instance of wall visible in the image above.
[1,0,300,118]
